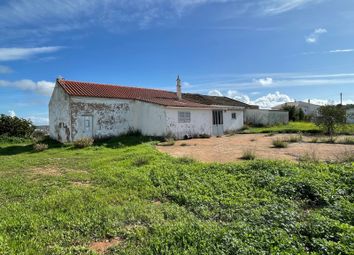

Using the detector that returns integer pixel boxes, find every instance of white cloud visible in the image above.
[226,90,252,104]
[329,49,354,53]
[253,91,293,108]
[262,0,323,15]
[255,77,273,86]
[0,79,55,96]
[208,89,223,96]
[0,47,62,61]
[0,0,326,39]
[306,28,327,43]
[208,89,293,108]
[0,65,13,73]
[8,110,16,117]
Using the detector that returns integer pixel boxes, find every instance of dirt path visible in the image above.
[157,134,354,163]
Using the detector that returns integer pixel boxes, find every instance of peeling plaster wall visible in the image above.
[49,83,71,143]
[223,109,244,132]
[69,97,136,141]
[165,108,212,139]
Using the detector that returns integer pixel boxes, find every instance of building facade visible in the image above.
[49,78,246,142]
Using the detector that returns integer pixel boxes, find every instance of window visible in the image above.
[231,113,237,119]
[178,111,191,123]
[212,110,223,125]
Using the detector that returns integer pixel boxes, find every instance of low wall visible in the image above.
[245,109,289,126]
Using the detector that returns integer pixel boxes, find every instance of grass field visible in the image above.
[0,135,353,254]
[242,122,354,135]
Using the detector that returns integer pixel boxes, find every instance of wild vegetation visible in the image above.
[242,122,354,135]
[0,114,35,138]
[0,134,353,254]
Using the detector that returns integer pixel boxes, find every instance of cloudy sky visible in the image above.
[0,0,354,124]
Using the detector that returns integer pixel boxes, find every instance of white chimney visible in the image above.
[56,75,64,81]
[176,75,182,100]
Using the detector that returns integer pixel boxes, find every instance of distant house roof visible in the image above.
[272,101,321,110]
[182,93,259,109]
[57,79,210,108]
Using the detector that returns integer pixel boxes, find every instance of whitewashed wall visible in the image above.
[135,101,168,136]
[223,109,244,132]
[49,83,71,143]
[245,109,289,126]
[165,108,212,139]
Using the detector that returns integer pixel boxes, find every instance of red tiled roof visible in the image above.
[57,79,210,108]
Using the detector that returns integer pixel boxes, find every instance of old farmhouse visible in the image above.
[49,77,288,142]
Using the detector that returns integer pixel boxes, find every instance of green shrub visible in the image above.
[286,134,303,143]
[0,114,35,137]
[299,150,319,163]
[272,139,288,148]
[241,149,256,160]
[73,137,94,148]
[133,157,150,167]
[338,137,354,145]
[31,130,47,143]
[33,143,48,152]
[176,156,196,164]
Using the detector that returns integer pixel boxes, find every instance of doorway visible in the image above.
[83,115,93,137]
[212,110,224,136]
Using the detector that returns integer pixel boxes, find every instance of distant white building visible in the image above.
[346,106,354,124]
[272,101,321,115]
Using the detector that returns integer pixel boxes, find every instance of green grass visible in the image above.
[0,135,353,254]
[243,122,354,135]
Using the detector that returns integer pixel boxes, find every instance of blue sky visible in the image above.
[0,0,354,125]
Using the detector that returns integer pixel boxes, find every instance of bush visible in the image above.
[315,105,346,136]
[286,134,303,143]
[33,143,48,152]
[338,137,354,145]
[0,114,35,137]
[281,105,305,121]
[73,137,94,148]
[272,139,288,148]
[241,149,256,160]
[299,150,319,163]
[31,130,47,143]
[132,157,150,167]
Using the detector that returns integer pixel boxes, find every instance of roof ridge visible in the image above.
[58,79,175,94]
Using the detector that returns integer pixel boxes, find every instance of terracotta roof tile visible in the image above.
[57,80,209,108]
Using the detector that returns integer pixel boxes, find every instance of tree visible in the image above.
[0,114,35,137]
[314,105,346,136]
[281,105,305,121]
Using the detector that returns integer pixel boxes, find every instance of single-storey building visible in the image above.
[272,101,320,116]
[49,77,256,142]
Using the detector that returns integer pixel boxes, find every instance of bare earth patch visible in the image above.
[70,181,91,187]
[30,166,63,176]
[157,134,354,163]
[89,237,123,254]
